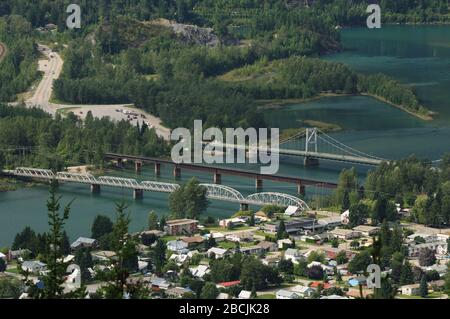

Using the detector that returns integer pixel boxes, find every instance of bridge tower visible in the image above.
[304,128,319,167]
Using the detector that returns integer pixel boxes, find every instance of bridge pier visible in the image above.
[133,189,144,199]
[135,161,142,174]
[173,167,181,180]
[240,203,249,211]
[213,172,222,185]
[117,158,124,168]
[255,178,263,192]
[90,184,101,194]
[154,163,161,177]
[297,184,306,197]
[304,157,319,167]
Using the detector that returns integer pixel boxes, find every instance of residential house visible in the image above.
[70,237,97,250]
[240,246,265,255]
[207,247,230,259]
[91,250,116,262]
[0,252,6,260]
[219,217,247,228]
[140,230,164,238]
[291,285,314,298]
[216,280,241,289]
[320,295,348,299]
[330,229,361,240]
[284,206,301,217]
[22,261,46,274]
[276,289,300,299]
[255,211,270,223]
[166,287,191,298]
[217,292,230,299]
[277,238,294,249]
[225,231,253,243]
[206,232,225,242]
[307,261,334,275]
[408,241,447,257]
[284,248,304,264]
[150,276,171,291]
[262,254,281,267]
[181,236,205,248]
[165,219,198,236]
[256,241,278,253]
[238,290,252,299]
[401,284,420,296]
[167,240,189,254]
[352,225,379,237]
[189,265,210,279]
[422,264,447,277]
[7,249,31,261]
[169,253,189,266]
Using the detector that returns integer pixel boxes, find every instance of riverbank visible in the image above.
[258,91,433,121]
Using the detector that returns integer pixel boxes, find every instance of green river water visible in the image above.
[1,25,450,246]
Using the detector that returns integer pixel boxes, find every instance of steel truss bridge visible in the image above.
[5,167,310,210]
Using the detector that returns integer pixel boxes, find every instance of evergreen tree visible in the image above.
[148,211,158,230]
[419,276,428,298]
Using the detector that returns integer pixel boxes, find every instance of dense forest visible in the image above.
[0,104,169,170]
[332,155,450,228]
[0,15,39,102]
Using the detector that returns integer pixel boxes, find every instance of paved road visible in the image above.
[21,44,171,140]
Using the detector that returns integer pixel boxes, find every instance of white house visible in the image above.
[217,292,230,299]
[401,284,420,296]
[284,248,304,264]
[207,247,229,259]
[285,206,301,217]
[276,289,300,299]
[189,265,210,279]
[70,237,97,250]
[238,290,252,299]
[291,285,315,298]
[0,252,6,260]
[22,260,47,274]
[277,238,293,249]
[167,240,189,254]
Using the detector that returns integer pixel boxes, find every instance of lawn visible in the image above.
[256,294,276,299]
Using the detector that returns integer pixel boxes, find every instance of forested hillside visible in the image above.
[0,15,39,102]
[0,104,169,170]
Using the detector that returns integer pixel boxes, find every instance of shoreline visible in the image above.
[257,92,434,121]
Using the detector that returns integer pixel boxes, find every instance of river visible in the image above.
[1,25,449,246]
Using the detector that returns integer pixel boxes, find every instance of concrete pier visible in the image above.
[133,189,144,199]
[173,167,181,179]
[304,157,319,167]
[214,172,222,185]
[255,178,263,191]
[90,184,101,194]
[154,163,161,177]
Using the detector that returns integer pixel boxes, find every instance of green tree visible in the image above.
[74,247,94,283]
[0,258,6,272]
[169,178,208,219]
[200,282,219,299]
[152,239,167,275]
[419,276,428,298]
[91,215,113,240]
[148,211,158,230]
[418,248,436,267]
[276,220,288,240]
[348,251,372,275]
[349,202,369,228]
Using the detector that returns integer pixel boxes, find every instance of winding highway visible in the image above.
[20,44,171,140]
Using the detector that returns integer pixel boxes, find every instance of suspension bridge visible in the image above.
[210,128,386,166]
[3,167,311,211]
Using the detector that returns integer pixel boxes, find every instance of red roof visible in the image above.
[217,280,241,287]
[309,281,333,289]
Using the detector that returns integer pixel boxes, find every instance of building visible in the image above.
[217,292,230,299]
[276,289,300,299]
[167,240,189,254]
[256,241,278,253]
[181,236,205,247]
[317,216,342,229]
[216,280,241,289]
[352,225,379,237]
[207,247,230,259]
[219,217,247,228]
[91,250,116,262]
[238,290,252,299]
[284,248,304,264]
[22,261,46,274]
[166,287,192,298]
[189,265,210,279]
[291,285,315,298]
[7,249,31,261]
[226,231,254,243]
[330,229,361,240]
[407,240,447,257]
[240,246,265,255]
[284,206,301,217]
[401,284,420,296]
[277,238,294,249]
[165,219,198,236]
[150,276,171,291]
[70,237,97,250]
